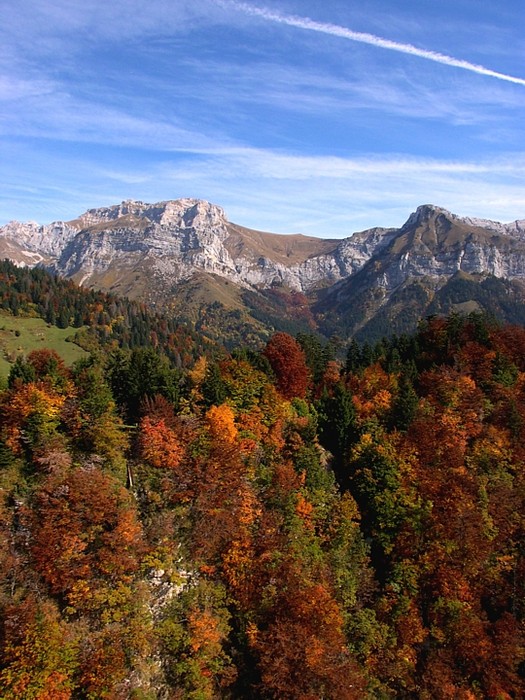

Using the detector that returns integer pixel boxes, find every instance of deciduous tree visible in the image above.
[263,332,310,399]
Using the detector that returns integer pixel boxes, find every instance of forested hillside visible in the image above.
[0,263,524,698]
[0,260,215,367]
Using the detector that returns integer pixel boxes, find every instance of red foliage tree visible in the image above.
[263,332,310,399]
[0,597,76,699]
[139,415,185,471]
[26,349,69,385]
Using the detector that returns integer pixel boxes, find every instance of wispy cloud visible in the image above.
[0,82,229,154]
[177,55,524,127]
[1,0,523,234]
[96,149,525,234]
[219,1,525,87]
[0,0,219,47]
[2,139,524,235]
[158,149,525,233]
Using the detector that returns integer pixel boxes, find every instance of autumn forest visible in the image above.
[0,261,524,698]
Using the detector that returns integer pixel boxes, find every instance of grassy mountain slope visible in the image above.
[0,311,87,381]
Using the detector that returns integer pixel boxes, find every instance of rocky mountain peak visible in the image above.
[401,204,525,242]
[2,199,525,340]
[402,204,456,230]
[74,198,227,231]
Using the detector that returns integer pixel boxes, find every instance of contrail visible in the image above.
[219,1,525,87]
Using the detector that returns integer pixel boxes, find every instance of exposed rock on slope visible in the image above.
[0,198,399,299]
[315,205,525,339]
[2,199,525,342]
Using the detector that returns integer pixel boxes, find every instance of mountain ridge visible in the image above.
[2,198,525,343]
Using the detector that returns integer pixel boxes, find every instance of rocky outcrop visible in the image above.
[1,199,524,304]
[0,198,400,293]
[0,220,79,265]
[372,205,525,291]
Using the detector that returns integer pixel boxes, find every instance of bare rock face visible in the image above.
[373,205,525,291]
[1,199,524,306]
[0,220,79,265]
[0,198,397,294]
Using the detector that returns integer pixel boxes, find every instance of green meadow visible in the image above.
[0,311,88,383]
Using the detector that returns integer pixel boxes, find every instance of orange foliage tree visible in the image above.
[160,580,236,698]
[28,466,145,615]
[1,381,67,458]
[139,415,185,471]
[250,561,365,700]
[205,403,238,445]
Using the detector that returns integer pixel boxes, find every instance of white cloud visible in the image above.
[220,1,525,86]
[2,141,524,235]
[0,76,57,101]
[1,0,523,237]
[115,148,525,233]
[0,85,229,154]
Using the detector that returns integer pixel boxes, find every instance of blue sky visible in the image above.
[1,0,524,236]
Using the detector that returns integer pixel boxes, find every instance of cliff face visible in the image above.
[385,205,525,282]
[0,220,79,266]
[313,205,525,339]
[0,198,399,294]
[2,198,525,341]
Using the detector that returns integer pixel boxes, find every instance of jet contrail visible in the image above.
[219,1,525,87]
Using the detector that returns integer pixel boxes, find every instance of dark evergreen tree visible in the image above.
[296,332,334,385]
[388,373,419,431]
[73,357,114,420]
[231,347,273,376]
[201,362,227,408]
[384,346,402,374]
[57,305,70,329]
[346,339,361,374]
[317,382,359,488]
[8,356,36,387]
[108,347,181,423]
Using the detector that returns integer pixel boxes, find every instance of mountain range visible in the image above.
[2,198,525,344]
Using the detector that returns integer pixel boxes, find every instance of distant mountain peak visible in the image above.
[402,204,456,229]
[402,204,525,240]
[2,198,525,343]
[72,198,227,230]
